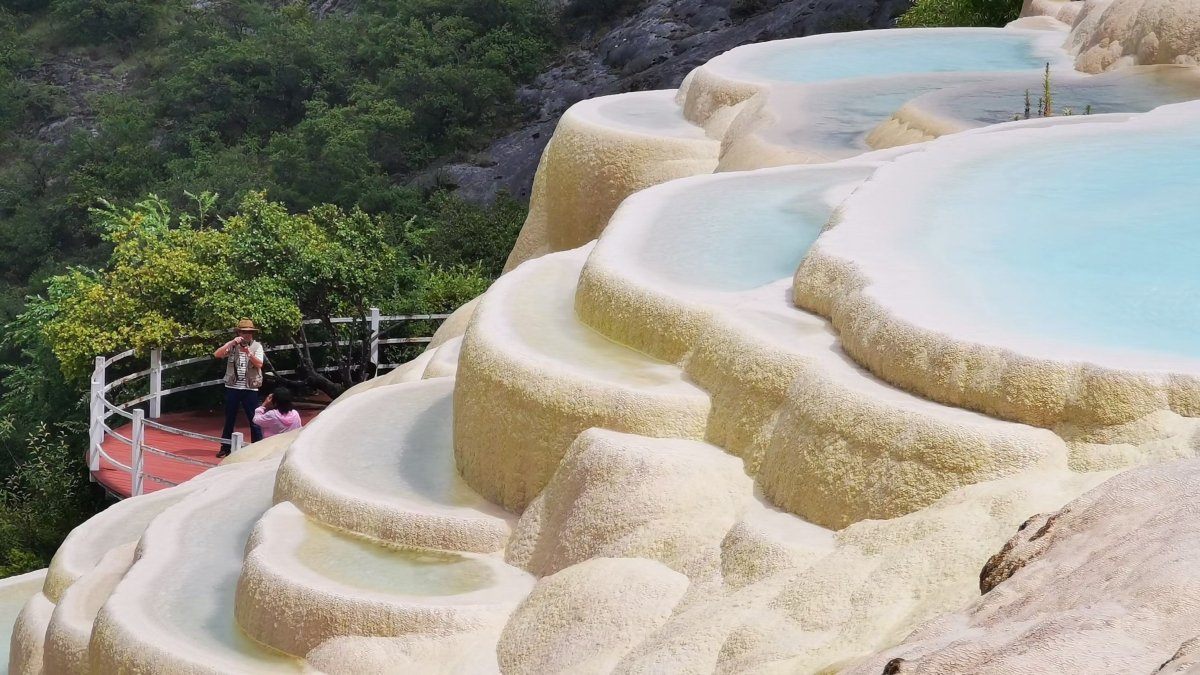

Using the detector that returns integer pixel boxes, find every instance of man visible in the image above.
[213,318,265,457]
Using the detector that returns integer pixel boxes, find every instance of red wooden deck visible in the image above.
[94,408,321,498]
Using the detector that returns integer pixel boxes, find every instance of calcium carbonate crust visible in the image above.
[10,585,53,675]
[506,429,753,583]
[236,502,533,657]
[455,247,711,512]
[504,91,718,272]
[794,112,1200,432]
[1071,0,1200,72]
[275,378,514,553]
[88,462,301,674]
[497,558,690,675]
[6,570,51,675]
[44,543,136,675]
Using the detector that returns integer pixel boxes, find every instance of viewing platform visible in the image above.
[94,409,322,498]
[87,311,448,500]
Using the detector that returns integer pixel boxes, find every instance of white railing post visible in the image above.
[149,347,163,419]
[131,409,145,497]
[89,356,106,474]
[368,306,381,368]
[230,432,244,456]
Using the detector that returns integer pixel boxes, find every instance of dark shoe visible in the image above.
[216,449,230,459]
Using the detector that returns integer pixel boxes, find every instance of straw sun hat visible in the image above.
[234,318,258,332]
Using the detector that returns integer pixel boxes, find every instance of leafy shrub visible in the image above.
[417,191,527,277]
[897,0,1021,27]
[0,419,106,576]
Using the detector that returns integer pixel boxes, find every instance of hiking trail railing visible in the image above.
[88,309,450,497]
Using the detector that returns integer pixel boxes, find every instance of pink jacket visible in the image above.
[253,407,302,438]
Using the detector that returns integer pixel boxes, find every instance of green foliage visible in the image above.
[417,191,527,277]
[0,9,62,134]
[897,0,1021,27]
[0,0,547,577]
[34,189,511,382]
[0,418,105,576]
[50,0,163,47]
[0,0,51,14]
[225,192,401,320]
[0,0,551,318]
[408,261,491,314]
[0,306,105,576]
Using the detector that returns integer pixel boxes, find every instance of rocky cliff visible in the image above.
[438,0,913,203]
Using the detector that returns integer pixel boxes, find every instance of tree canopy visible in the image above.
[39,191,489,387]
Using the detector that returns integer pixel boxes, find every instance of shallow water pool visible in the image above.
[896,127,1200,363]
[638,165,874,292]
[736,29,1066,84]
[296,521,495,596]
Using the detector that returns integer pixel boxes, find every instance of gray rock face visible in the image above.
[30,54,130,145]
[437,0,913,204]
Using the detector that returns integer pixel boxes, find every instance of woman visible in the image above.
[253,387,303,439]
[214,318,265,457]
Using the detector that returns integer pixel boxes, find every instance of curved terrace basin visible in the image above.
[276,378,514,553]
[0,570,46,670]
[494,247,704,389]
[844,117,1200,367]
[619,164,876,293]
[236,502,534,656]
[295,519,495,596]
[891,66,1200,134]
[707,29,1071,85]
[750,79,948,160]
[591,90,708,138]
[797,103,1200,427]
[576,161,877,362]
[91,463,304,673]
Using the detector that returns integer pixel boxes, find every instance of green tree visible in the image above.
[37,191,487,396]
[418,190,527,277]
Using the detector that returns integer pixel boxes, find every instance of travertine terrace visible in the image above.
[11,0,1200,672]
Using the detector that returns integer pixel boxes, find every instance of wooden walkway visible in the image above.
[94,408,321,498]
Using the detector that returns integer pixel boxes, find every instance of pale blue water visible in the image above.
[640,165,874,291]
[909,129,1200,360]
[924,69,1200,126]
[782,79,946,152]
[742,30,1055,84]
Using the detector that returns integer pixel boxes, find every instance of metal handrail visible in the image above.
[95,445,132,473]
[88,308,450,497]
[143,444,218,469]
[103,349,135,369]
[140,416,226,445]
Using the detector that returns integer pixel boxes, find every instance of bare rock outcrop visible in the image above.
[847,459,1200,674]
[1072,0,1200,72]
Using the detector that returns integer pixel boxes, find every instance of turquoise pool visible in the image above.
[902,127,1200,362]
[639,165,874,291]
[738,29,1066,84]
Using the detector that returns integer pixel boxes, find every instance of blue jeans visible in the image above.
[221,387,262,447]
